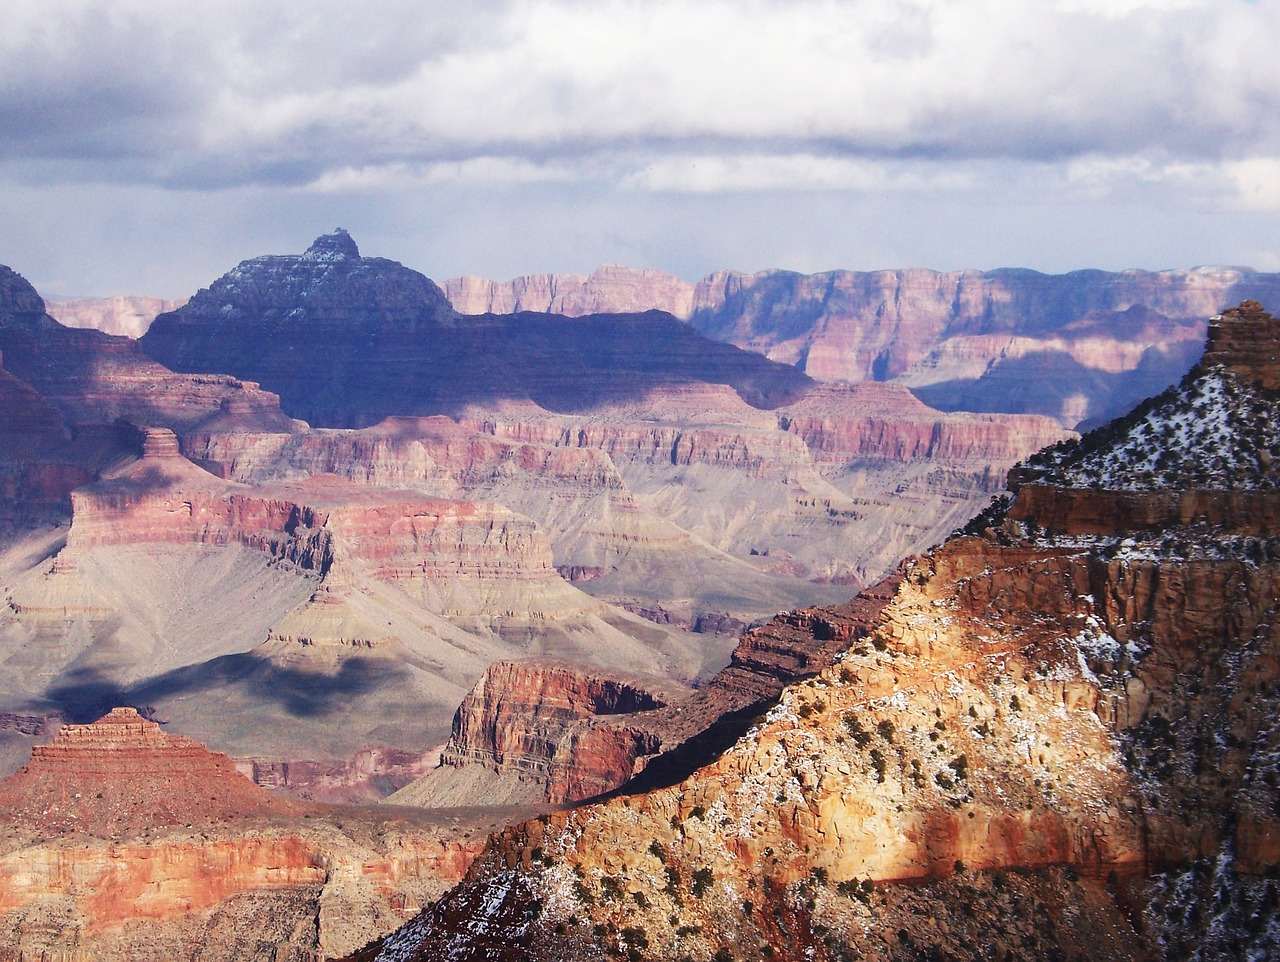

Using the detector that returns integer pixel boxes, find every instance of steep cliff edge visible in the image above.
[361,302,1280,961]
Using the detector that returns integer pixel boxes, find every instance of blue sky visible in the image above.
[2,0,1279,297]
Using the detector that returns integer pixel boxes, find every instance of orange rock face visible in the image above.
[0,708,503,962]
[433,661,670,805]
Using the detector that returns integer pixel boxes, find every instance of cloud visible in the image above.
[1224,158,1280,212]
[621,153,977,193]
[2,0,1278,297]
[3,0,1278,193]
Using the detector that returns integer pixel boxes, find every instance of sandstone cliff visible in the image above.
[394,660,681,808]
[446,264,694,319]
[45,294,187,338]
[359,302,1280,961]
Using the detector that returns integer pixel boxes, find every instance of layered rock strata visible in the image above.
[404,661,678,806]
[45,294,187,338]
[1,265,292,434]
[394,575,902,808]
[447,263,1280,427]
[61,432,578,614]
[358,302,1280,961]
[0,707,301,831]
[0,708,513,962]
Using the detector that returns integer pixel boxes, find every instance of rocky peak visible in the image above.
[303,227,361,262]
[141,240,810,427]
[359,303,1280,962]
[1013,300,1280,497]
[141,426,183,459]
[1204,298,1280,389]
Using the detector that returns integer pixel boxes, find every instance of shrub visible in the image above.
[692,867,715,897]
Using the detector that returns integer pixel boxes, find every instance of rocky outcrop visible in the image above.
[61,437,574,613]
[235,746,438,803]
[45,294,187,338]
[0,708,511,962]
[0,707,300,833]
[361,303,1280,962]
[1202,298,1280,389]
[778,382,1067,465]
[141,232,810,427]
[396,574,904,808]
[402,661,677,806]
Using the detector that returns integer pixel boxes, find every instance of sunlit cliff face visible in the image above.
[362,303,1280,962]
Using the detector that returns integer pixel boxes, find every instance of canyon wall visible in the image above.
[357,302,1280,961]
[447,263,1280,427]
[45,295,187,338]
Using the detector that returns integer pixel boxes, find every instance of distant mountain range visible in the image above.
[56,251,1280,430]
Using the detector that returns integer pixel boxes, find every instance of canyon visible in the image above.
[5,233,1279,960]
[0,235,1072,793]
[353,302,1280,961]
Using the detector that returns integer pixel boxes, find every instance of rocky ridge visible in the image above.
[0,264,291,434]
[359,302,1280,961]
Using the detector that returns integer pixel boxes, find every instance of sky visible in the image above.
[2,0,1279,298]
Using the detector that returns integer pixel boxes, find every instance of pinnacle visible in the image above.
[303,227,360,261]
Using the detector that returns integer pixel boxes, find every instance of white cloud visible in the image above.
[4,0,1279,189]
[622,153,976,193]
[3,0,1279,295]
[1224,158,1280,212]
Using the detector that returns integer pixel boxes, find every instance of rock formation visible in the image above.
[0,427,704,767]
[446,264,696,319]
[358,302,1280,961]
[393,660,681,807]
[393,575,903,809]
[0,708,522,962]
[141,232,811,427]
[0,706,301,832]
[447,263,1280,428]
